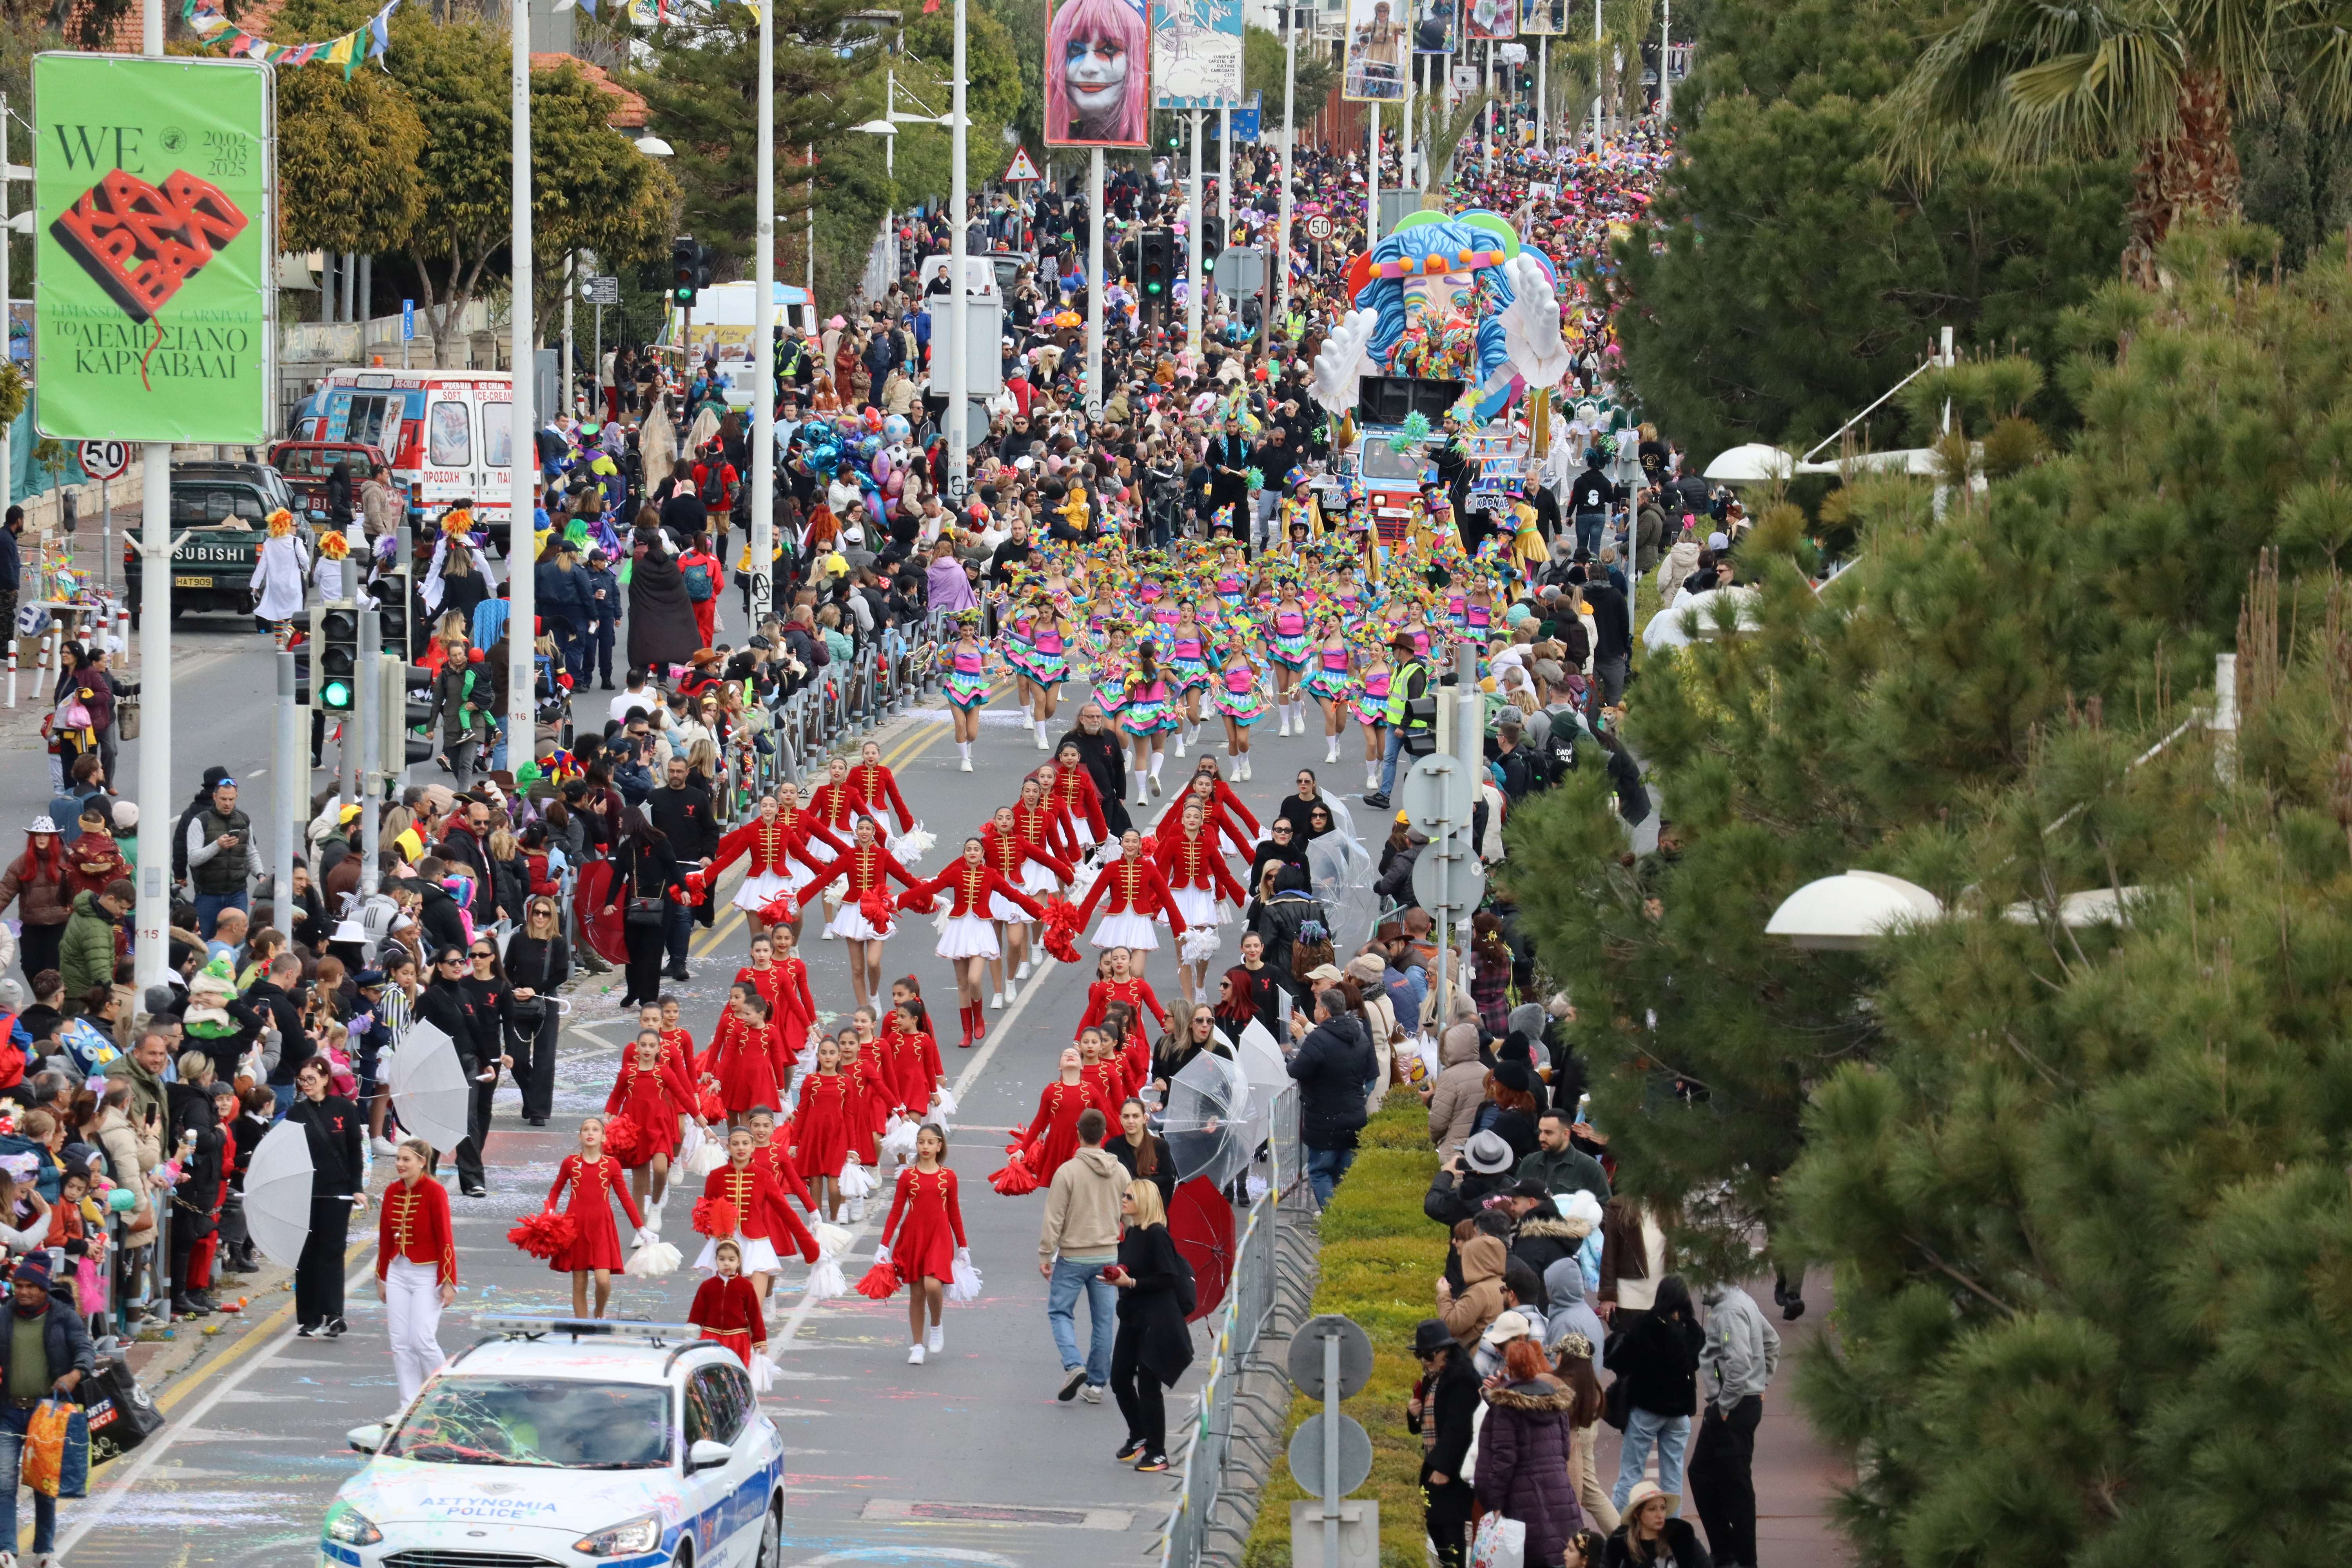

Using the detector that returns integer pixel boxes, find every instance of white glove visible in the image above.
[1308,307,1381,421]
[1498,254,1573,392]
[873,1244,891,1267]
[955,1245,971,1263]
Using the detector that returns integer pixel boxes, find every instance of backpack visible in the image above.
[1172,1245,1198,1319]
[682,559,715,602]
[700,464,729,509]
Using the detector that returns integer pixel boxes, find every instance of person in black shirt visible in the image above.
[647,757,715,979]
[285,1054,365,1335]
[1567,450,1618,559]
[1579,572,1632,708]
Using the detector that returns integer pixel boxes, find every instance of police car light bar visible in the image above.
[474,1314,702,1344]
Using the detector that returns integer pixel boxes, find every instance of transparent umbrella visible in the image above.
[1232,1019,1289,1151]
[1162,1047,1253,1192]
[389,1019,472,1159]
[242,1119,315,1269]
[1308,829,1378,953]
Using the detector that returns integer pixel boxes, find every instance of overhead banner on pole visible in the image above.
[1464,0,1514,39]
[1517,0,1563,32]
[33,53,274,443]
[1412,0,1459,52]
[1341,0,1408,98]
[1149,0,1245,110]
[1045,0,1153,146]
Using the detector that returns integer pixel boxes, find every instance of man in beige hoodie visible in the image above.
[1041,1107,1127,1405]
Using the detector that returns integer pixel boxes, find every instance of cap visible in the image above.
[1480,1310,1533,1348]
[141,984,175,1016]
[1707,530,1730,552]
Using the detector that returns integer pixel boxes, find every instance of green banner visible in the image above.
[32,53,274,443]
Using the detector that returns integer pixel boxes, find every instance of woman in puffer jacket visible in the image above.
[1474,1336,1585,1565]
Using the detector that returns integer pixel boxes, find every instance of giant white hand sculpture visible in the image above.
[1497,254,1573,393]
[1308,307,1382,422]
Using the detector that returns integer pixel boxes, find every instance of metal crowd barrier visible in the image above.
[1159,1087,1320,1568]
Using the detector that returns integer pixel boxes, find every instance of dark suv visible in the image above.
[124,461,309,626]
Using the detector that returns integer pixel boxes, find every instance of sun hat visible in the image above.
[1463,1131,1513,1174]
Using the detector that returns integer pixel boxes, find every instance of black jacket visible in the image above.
[1055,724,1132,837]
[1601,1517,1712,1568]
[412,880,470,956]
[238,979,309,1087]
[1423,1165,1512,1228]
[1410,1348,1482,1484]
[416,976,492,1073]
[0,1287,94,1394]
[1612,1306,1704,1419]
[647,783,718,862]
[285,1092,364,1200]
[1287,1015,1374,1152]
[1114,1222,1194,1387]
[1508,1212,1585,1303]
[1108,1131,1176,1207]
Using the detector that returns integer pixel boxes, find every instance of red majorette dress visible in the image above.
[1050,760,1109,849]
[1074,976,1170,1040]
[907,859,1045,962]
[1015,1078,1099,1187]
[981,822,1070,917]
[879,1165,967,1287]
[710,1011,787,1116]
[732,960,810,1083]
[849,759,916,837]
[889,1025,945,1115]
[808,778,883,843]
[713,812,849,914]
[1013,798,1081,876]
[1079,1059,1126,1119]
[689,1273,765,1366]
[849,1045,896,1149]
[796,842,922,941]
[543,1153,645,1273]
[1155,829,1247,936]
[604,1042,701,1166]
[1073,854,1188,952]
[697,1160,814,1274]
[752,1139,818,1225]
[791,1069,852,1180]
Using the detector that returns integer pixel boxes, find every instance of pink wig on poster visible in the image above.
[1045,0,1150,146]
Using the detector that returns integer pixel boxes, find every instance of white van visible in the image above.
[298,368,517,528]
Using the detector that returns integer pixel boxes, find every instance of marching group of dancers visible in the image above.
[373,724,1299,1377]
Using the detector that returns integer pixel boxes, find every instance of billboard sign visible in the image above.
[33,53,274,443]
[1151,0,1246,110]
[1464,0,1515,40]
[1045,0,1154,146]
[1341,0,1408,100]
[1412,0,1459,53]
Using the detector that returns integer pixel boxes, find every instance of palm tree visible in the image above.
[1881,0,2352,281]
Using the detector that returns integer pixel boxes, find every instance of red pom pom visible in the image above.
[757,893,798,927]
[989,1151,1038,1195]
[697,1089,726,1122]
[858,888,896,936]
[691,1197,740,1239]
[895,887,936,916]
[600,1118,641,1161]
[507,1210,575,1261]
[1041,896,1083,965]
[853,1259,900,1299]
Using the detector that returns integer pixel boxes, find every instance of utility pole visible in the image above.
[752,0,775,627]
[1085,145,1103,416]
[1275,1,1296,325]
[1218,105,1231,313]
[1660,0,1671,115]
[274,651,297,915]
[508,0,537,779]
[133,0,171,991]
[947,0,970,499]
[1367,102,1381,249]
[562,251,575,416]
[1186,110,1203,359]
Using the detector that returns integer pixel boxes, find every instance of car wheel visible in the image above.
[755,1499,780,1568]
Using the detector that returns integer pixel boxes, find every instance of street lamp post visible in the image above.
[1275,0,1296,325]
[752,0,774,630]
[508,0,535,778]
[947,0,969,499]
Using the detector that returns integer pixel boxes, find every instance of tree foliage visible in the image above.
[1506,226,2352,1563]
[1614,0,2127,459]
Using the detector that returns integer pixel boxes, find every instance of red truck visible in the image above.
[265,440,406,530]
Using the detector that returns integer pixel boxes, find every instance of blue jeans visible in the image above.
[270,1083,296,1118]
[1046,1256,1117,1386]
[1612,1406,1692,1511]
[1375,727,1409,799]
[193,889,248,940]
[0,1403,57,1553]
[664,897,696,969]
[1305,1145,1356,1208]
[1574,511,1606,557]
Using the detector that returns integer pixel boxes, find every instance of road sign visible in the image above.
[1212,247,1265,294]
[1304,213,1334,241]
[1402,754,1473,835]
[1287,1413,1372,1497]
[1004,146,1041,183]
[401,299,415,342]
[1413,829,1488,913]
[1452,64,1481,92]
[75,440,129,482]
[1287,1314,1374,1400]
[583,275,621,306]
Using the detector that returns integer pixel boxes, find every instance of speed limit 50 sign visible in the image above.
[76,440,130,482]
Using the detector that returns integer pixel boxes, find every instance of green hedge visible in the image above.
[1245,1102,1447,1568]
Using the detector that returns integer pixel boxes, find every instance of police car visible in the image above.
[320,1317,784,1568]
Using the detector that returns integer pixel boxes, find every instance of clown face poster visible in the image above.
[1045,0,1154,145]
[34,53,274,442]
[1150,0,1246,111]
[1341,0,1408,100]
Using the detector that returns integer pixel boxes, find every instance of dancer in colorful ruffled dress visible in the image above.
[942,613,991,773]
[1118,643,1181,807]
[1303,617,1358,766]
[1209,646,1272,780]
[1262,585,1314,739]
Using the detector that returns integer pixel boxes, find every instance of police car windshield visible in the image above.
[384,1377,671,1469]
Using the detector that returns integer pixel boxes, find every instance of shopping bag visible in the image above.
[80,1358,164,1460]
[24,1397,89,1498]
[1467,1513,1525,1568]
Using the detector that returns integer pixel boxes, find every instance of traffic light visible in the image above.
[374,575,410,666]
[1200,215,1225,271]
[694,243,714,294]
[314,601,360,712]
[1138,229,1174,323]
[384,655,435,773]
[671,234,699,307]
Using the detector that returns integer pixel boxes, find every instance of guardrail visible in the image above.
[1160,1086,1320,1568]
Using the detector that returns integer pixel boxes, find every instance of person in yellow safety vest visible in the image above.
[1365,632,1432,809]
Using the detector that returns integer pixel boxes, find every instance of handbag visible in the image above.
[1467,1514,1525,1568]
[114,694,139,741]
[81,1357,164,1461]
[56,698,91,731]
[625,897,666,928]
[22,1397,88,1499]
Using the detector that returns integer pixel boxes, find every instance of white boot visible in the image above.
[1015,958,1033,982]
[1236,754,1250,781]
[958,741,973,773]
[848,1194,866,1222]
[1035,722,1050,751]
[1173,732,1186,758]
[1326,734,1341,763]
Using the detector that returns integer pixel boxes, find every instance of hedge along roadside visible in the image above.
[1243,1103,1446,1568]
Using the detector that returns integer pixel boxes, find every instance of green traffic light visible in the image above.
[321,680,353,711]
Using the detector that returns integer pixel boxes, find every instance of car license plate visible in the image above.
[174,576,212,588]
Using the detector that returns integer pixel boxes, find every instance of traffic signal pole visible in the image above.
[1187,110,1203,359]
[508,0,537,791]
[751,0,775,627]
[132,0,171,991]
[947,0,970,499]
[274,650,298,913]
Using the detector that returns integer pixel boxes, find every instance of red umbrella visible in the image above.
[1167,1176,1236,1323]
[575,859,628,965]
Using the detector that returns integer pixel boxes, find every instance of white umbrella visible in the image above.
[1701,443,1795,485]
[388,1019,472,1158]
[1642,585,1761,653]
[243,1119,315,1269]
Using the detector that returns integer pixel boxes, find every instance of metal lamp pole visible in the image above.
[508,0,536,775]
[1275,0,1296,325]
[751,0,774,628]
[133,0,171,989]
[947,0,969,499]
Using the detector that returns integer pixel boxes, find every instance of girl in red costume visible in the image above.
[710,986,786,1122]
[1048,744,1110,853]
[791,1037,854,1221]
[688,1240,765,1368]
[712,790,851,937]
[978,804,1070,1010]
[539,1116,646,1319]
[795,816,923,1013]
[1072,829,1187,983]
[807,753,885,935]
[875,1123,969,1365]
[1074,945,1169,1040]
[605,1026,704,1214]
[849,737,917,838]
[698,1126,818,1305]
[888,998,947,1124]
[904,835,1047,1047]
[1156,800,1249,1004]
[768,926,819,1066]
[1154,770,1258,862]
[1007,1047,1102,1189]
